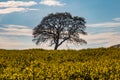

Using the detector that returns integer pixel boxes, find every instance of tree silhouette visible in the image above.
[33,12,87,50]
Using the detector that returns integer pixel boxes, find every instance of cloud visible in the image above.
[87,18,120,27]
[0,36,40,49]
[0,1,37,8]
[0,36,25,49]
[0,24,32,36]
[113,17,120,21]
[80,32,120,47]
[0,1,38,14]
[39,0,66,6]
[87,22,120,27]
[0,7,38,14]
[0,8,31,14]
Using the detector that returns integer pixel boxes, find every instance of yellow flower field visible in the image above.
[0,48,120,80]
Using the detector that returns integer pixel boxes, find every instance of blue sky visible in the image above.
[0,0,120,49]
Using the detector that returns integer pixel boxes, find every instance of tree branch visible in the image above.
[58,36,70,46]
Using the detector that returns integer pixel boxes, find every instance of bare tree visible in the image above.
[33,12,87,50]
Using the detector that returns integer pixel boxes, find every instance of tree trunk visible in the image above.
[54,43,58,50]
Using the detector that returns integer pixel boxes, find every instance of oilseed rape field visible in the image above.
[0,48,120,80]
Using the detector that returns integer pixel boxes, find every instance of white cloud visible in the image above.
[39,0,66,6]
[0,36,40,49]
[87,17,120,27]
[0,1,37,8]
[0,7,25,14]
[113,17,120,21]
[80,32,120,47]
[87,22,120,27]
[0,7,38,14]
[0,1,38,14]
[0,24,32,36]
[4,24,28,28]
[0,36,25,49]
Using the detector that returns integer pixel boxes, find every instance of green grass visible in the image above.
[0,48,120,80]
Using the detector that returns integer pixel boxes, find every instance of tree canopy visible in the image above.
[33,12,87,50]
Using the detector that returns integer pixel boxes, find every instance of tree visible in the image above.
[33,12,87,50]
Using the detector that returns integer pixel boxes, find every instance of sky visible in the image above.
[0,0,120,50]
